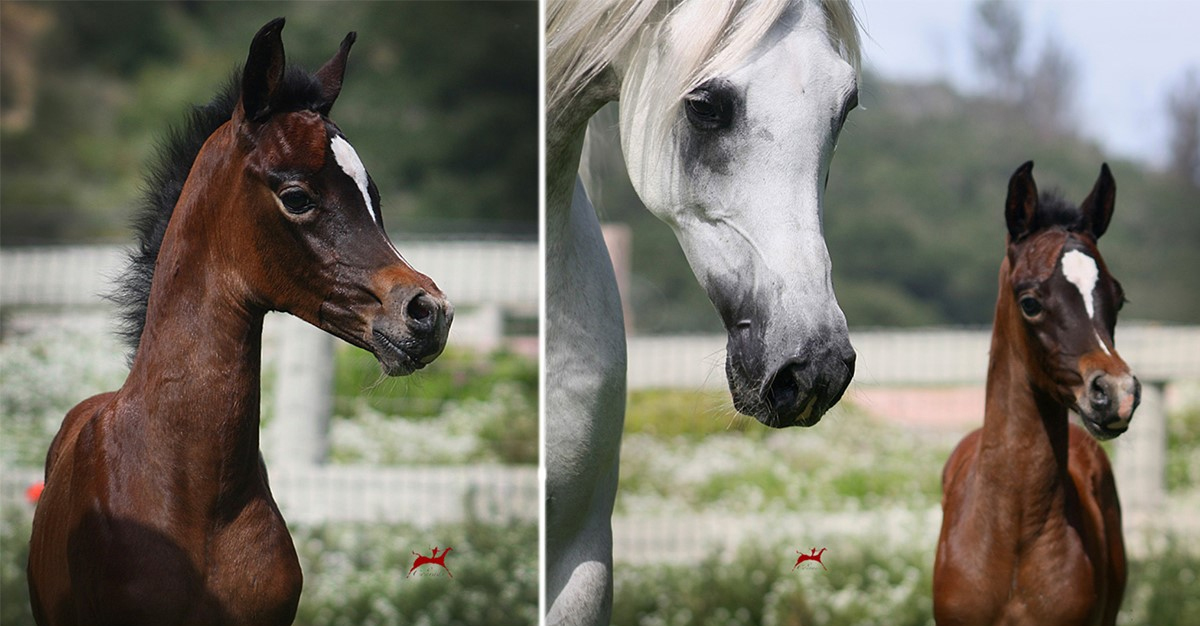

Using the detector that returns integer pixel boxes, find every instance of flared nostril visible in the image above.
[1089,374,1110,409]
[842,351,857,378]
[406,292,436,326]
[767,362,804,412]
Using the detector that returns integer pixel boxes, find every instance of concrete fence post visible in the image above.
[1113,381,1166,519]
[265,314,334,467]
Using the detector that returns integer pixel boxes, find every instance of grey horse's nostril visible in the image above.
[768,362,803,412]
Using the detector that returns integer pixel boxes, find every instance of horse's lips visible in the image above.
[371,330,425,375]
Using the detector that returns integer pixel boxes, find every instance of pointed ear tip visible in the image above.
[1011,160,1034,180]
[259,17,286,36]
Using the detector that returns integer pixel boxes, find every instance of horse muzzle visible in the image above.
[1077,370,1140,440]
[370,285,453,376]
[726,327,856,428]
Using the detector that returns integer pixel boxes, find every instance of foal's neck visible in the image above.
[123,127,267,497]
[978,310,1073,529]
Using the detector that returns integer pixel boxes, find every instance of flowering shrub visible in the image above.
[330,347,538,465]
[329,381,536,465]
[0,320,128,467]
[617,402,962,515]
[293,519,537,626]
[612,531,1200,626]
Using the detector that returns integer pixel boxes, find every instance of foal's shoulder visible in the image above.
[45,391,119,475]
[942,427,983,492]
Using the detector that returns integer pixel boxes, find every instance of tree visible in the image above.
[1166,68,1200,188]
[971,0,1024,97]
[1024,37,1078,134]
[970,0,1078,136]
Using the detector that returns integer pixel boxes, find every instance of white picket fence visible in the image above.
[5,245,1199,557]
[1,242,539,528]
[1,464,537,527]
[616,328,1200,562]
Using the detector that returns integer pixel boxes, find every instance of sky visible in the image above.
[855,0,1200,168]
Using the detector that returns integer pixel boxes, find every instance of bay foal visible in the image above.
[934,162,1138,626]
[28,19,451,626]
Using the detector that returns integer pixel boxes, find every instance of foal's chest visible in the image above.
[202,500,303,626]
[941,539,1098,626]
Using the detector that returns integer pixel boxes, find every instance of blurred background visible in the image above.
[588,0,1199,332]
[584,1,1200,624]
[1,2,537,625]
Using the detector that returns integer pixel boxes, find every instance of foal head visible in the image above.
[123,19,450,375]
[234,19,452,374]
[616,0,860,427]
[1001,161,1139,439]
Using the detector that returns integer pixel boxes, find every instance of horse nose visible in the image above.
[397,288,452,361]
[405,291,438,332]
[764,342,855,426]
[1087,371,1141,425]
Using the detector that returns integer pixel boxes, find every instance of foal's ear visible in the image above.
[241,18,287,123]
[1079,163,1116,240]
[1005,160,1039,241]
[315,32,357,116]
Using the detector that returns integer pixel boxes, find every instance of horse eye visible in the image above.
[684,86,734,130]
[279,188,314,214]
[1019,296,1043,318]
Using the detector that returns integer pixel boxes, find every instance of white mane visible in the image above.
[546,0,861,122]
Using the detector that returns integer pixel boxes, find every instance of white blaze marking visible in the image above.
[1063,249,1113,355]
[330,134,410,265]
[330,135,377,223]
[1061,249,1099,319]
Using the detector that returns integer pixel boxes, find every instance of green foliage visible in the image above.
[0,503,36,626]
[825,78,1200,326]
[1,1,536,244]
[624,389,765,439]
[1121,537,1200,626]
[0,324,128,467]
[613,543,792,626]
[0,504,536,626]
[612,539,935,626]
[1166,406,1200,492]
[334,346,537,420]
[293,519,537,626]
[587,73,1200,330]
[618,391,960,514]
[613,533,1200,626]
[330,346,538,465]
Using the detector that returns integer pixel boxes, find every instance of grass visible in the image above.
[617,392,960,514]
[624,389,768,440]
[1167,406,1200,492]
[611,532,1200,626]
[328,345,538,465]
[333,345,538,421]
[620,387,1200,513]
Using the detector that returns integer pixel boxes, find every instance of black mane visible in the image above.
[1035,190,1085,232]
[110,66,327,355]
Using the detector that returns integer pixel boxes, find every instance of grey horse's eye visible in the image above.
[684,83,735,131]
